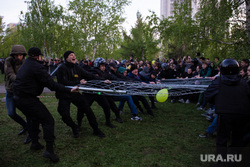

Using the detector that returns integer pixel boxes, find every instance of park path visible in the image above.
[0,84,53,94]
[0,84,53,102]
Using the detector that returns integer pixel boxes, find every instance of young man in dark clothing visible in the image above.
[78,61,123,125]
[4,45,30,142]
[87,58,124,122]
[91,58,142,120]
[204,59,250,165]
[13,47,78,163]
[56,51,106,138]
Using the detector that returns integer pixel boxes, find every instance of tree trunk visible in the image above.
[92,45,97,61]
[246,0,250,45]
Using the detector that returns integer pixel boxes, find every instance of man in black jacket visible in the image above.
[14,47,78,163]
[56,51,105,138]
[204,59,250,165]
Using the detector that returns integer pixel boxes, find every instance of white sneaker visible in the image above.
[208,109,215,115]
[178,99,185,103]
[131,116,143,121]
[205,108,212,113]
[185,99,190,104]
[197,106,204,111]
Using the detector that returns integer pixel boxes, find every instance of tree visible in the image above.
[155,0,249,60]
[0,20,22,58]
[195,0,249,59]
[19,0,65,59]
[67,0,130,60]
[246,0,250,45]
[158,0,197,59]
[0,16,5,57]
[119,11,160,60]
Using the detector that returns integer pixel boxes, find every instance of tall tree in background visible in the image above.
[0,16,5,57]
[0,19,21,57]
[158,0,197,59]
[119,11,159,60]
[155,0,249,60]
[68,0,129,60]
[246,0,250,45]
[195,0,249,59]
[19,0,64,58]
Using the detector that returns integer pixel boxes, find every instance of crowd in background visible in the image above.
[2,53,249,83]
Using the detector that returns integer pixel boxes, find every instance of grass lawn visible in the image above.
[0,92,217,167]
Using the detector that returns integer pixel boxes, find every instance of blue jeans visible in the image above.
[207,115,217,134]
[111,95,138,115]
[6,91,27,128]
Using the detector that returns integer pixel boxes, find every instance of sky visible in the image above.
[0,0,160,32]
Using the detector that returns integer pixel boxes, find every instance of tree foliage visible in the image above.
[195,0,249,59]
[0,19,21,58]
[67,0,129,60]
[0,0,249,61]
[17,0,129,60]
[150,0,249,60]
[158,0,197,59]
[119,11,160,61]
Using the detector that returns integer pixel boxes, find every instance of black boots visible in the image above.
[30,142,44,151]
[115,117,123,123]
[105,122,116,128]
[93,129,106,138]
[42,142,59,163]
[43,150,59,163]
[147,110,154,117]
[72,126,80,138]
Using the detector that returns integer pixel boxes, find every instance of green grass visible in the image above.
[0,93,216,167]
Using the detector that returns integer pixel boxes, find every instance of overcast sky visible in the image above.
[0,0,160,32]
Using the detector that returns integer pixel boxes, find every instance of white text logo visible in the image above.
[200,154,242,162]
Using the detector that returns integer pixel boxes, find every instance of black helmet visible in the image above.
[94,57,106,67]
[220,58,239,75]
[161,63,168,69]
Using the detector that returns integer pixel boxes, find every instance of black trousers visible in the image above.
[14,96,55,143]
[132,95,152,111]
[217,114,250,157]
[57,94,98,131]
[104,96,121,119]
[83,93,111,123]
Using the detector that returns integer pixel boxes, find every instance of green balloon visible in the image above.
[156,89,168,102]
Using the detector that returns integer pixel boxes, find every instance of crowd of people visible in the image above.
[3,45,250,164]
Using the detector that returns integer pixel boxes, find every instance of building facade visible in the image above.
[160,0,200,19]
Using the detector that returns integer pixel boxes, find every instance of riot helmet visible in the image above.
[94,57,106,67]
[220,58,239,75]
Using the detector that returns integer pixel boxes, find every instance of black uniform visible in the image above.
[89,67,122,116]
[14,56,70,152]
[56,61,104,137]
[205,74,250,159]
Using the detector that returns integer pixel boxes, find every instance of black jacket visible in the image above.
[204,75,250,115]
[14,57,70,97]
[89,67,118,80]
[56,61,100,99]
